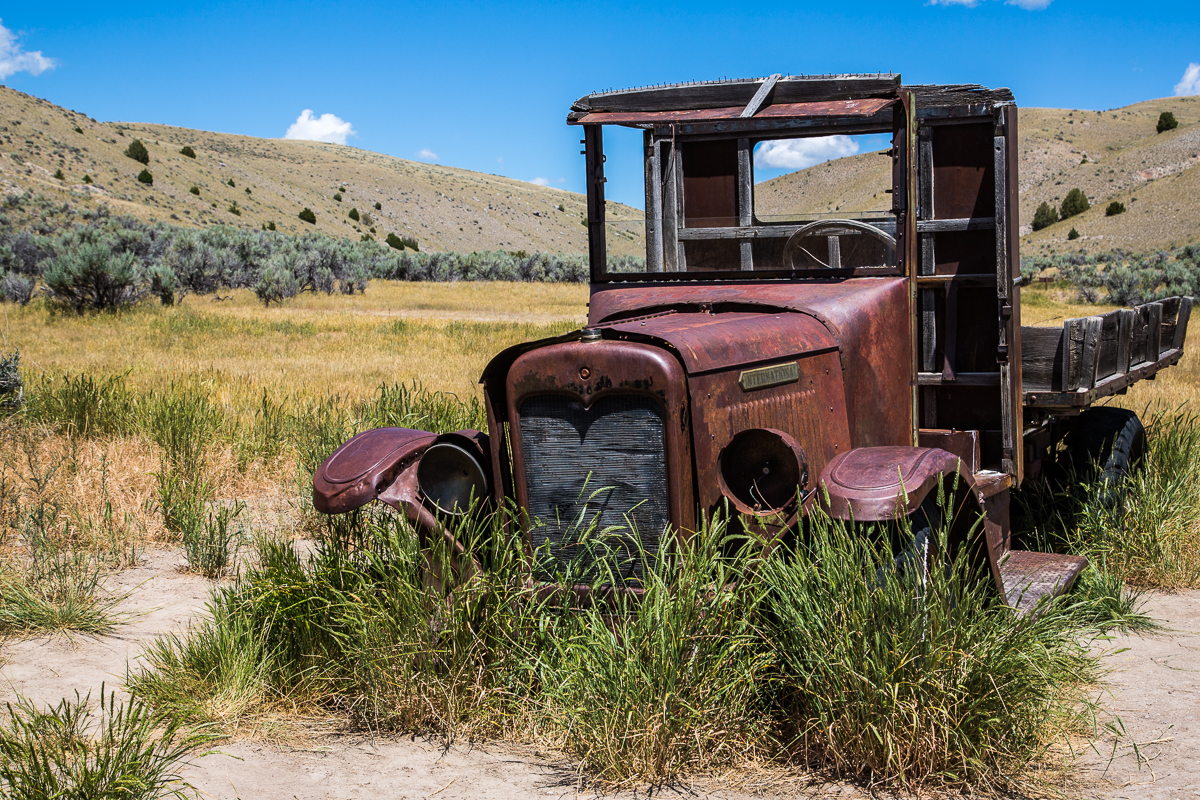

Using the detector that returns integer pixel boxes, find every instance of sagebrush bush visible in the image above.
[43,242,146,312]
[124,139,149,165]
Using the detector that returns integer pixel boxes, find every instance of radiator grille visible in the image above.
[519,394,670,585]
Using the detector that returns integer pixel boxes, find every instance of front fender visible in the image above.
[313,427,437,515]
[818,446,972,522]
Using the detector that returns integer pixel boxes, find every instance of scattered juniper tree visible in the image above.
[180,145,196,158]
[1156,111,1179,134]
[82,175,93,184]
[1068,228,1080,241]
[374,201,382,211]
[227,178,235,188]
[137,169,153,185]
[189,186,200,196]
[1060,188,1090,220]
[348,208,359,222]
[53,169,65,180]
[333,192,343,202]
[298,208,316,224]
[1032,201,1058,231]
[1106,201,1127,217]
[124,139,150,165]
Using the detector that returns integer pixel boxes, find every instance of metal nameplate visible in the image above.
[738,362,799,392]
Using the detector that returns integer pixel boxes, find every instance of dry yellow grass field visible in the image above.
[4,281,588,406]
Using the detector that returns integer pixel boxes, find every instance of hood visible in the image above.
[599,310,839,375]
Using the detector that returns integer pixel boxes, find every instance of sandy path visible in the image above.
[1077,591,1200,799]
[3,549,1198,799]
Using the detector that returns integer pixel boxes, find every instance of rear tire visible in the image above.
[1063,406,1145,510]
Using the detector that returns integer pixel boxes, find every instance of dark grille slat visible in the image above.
[520,394,669,585]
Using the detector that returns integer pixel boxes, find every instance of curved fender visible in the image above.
[313,427,438,515]
[818,446,973,522]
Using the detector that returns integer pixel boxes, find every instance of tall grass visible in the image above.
[761,506,1098,791]
[129,499,1101,791]
[1016,411,1200,589]
[0,688,215,799]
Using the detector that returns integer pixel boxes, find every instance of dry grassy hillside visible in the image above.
[0,85,613,253]
[756,95,1200,256]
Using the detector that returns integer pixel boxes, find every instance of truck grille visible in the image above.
[519,394,670,585]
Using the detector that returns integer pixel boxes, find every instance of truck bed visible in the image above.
[1021,296,1193,408]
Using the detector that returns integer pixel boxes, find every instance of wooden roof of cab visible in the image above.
[567,74,1015,127]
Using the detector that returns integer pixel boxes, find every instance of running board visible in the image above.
[998,550,1088,614]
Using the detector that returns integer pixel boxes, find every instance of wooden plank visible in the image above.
[584,125,606,276]
[644,132,663,273]
[1019,326,1064,392]
[677,220,898,241]
[918,129,934,221]
[1078,316,1104,391]
[1174,296,1194,350]
[572,74,900,114]
[994,136,1008,301]
[916,274,997,286]
[1116,308,1135,375]
[917,372,1001,386]
[1147,302,1163,361]
[1095,311,1122,382]
[662,142,681,271]
[1131,306,1150,365]
[915,217,996,233]
[1063,318,1086,391]
[737,138,753,271]
[1025,348,1186,408]
[740,74,781,118]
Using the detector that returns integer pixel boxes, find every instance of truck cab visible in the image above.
[314,74,1192,611]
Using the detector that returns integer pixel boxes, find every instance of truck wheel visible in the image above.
[1063,407,1145,510]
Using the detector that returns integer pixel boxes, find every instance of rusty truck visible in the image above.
[312,74,1192,611]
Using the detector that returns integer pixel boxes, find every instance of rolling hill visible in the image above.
[3,84,1198,258]
[0,85,593,253]
[756,94,1200,256]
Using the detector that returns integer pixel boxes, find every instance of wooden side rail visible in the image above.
[1021,296,1192,408]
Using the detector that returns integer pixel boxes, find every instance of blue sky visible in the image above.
[2,1,1198,208]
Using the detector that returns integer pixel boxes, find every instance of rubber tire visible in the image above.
[1063,406,1145,510]
[875,496,939,590]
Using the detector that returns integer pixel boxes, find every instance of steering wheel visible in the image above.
[783,219,896,270]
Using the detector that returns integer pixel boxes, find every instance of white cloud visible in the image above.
[529,177,552,186]
[417,148,438,161]
[283,110,355,145]
[0,19,58,79]
[755,135,860,171]
[1176,63,1200,97]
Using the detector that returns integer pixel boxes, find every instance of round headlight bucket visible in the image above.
[717,428,809,516]
[417,441,489,516]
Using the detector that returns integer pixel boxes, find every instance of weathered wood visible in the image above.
[1063,318,1086,391]
[918,129,934,221]
[675,219,897,241]
[1174,296,1194,350]
[942,282,959,380]
[1147,302,1163,361]
[737,138,753,271]
[1078,316,1104,390]
[915,274,997,286]
[644,132,663,273]
[572,74,900,114]
[917,372,1001,386]
[1095,312,1122,381]
[584,125,607,276]
[1019,326,1064,392]
[915,217,996,233]
[662,142,682,271]
[740,74,781,118]
[994,136,1007,301]
[1116,308,1135,374]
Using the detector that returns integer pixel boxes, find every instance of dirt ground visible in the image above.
[1,547,1197,800]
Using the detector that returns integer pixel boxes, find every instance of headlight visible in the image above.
[417,441,489,516]
[717,428,809,516]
